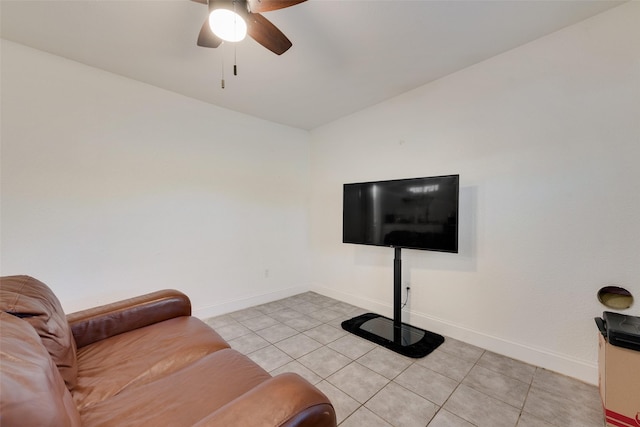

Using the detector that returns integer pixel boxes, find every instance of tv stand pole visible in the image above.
[393,247,402,343]
[341,247,445,358]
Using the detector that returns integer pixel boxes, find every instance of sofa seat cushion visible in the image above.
[0,312,82,427]
[0,275,78,389]
[79,348,271,427]
[73,316,230,410]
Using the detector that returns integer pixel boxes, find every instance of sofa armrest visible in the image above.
[193,373,336,427]
[67,289,191,348]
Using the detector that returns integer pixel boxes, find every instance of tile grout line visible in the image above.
[429,348,486,427]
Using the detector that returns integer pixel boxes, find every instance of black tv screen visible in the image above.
[343,175,459,252]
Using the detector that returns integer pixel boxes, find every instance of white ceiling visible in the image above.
[1,0,624,130]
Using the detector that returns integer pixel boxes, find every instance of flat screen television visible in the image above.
[343,175,459,253]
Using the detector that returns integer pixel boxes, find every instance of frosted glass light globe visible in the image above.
[209,9,247,42]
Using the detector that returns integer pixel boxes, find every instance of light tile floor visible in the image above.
[204,292,605,427]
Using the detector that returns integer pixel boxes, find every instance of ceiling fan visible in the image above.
[192,0,307,55]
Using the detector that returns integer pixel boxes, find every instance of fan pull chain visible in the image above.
[219,45,239,89]
[221,53,225,89]
[233,1,238,77]
[234,45,238,76]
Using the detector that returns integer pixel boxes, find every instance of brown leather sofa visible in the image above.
[0,275,336,427]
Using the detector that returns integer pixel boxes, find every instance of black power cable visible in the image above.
[400,287,410,309]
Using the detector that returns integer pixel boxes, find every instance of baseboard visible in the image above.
[193,285,310,319]
[312,285,599,385]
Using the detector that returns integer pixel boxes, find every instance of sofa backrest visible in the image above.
[0,275,78,389]
[0,312,82,426]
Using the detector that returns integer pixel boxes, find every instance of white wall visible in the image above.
[1,40,312,316]
[308,2,640,384]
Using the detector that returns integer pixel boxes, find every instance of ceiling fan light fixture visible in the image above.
[209,9,247,42]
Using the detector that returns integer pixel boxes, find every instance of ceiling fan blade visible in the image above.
[246,13,292,55]
[197,19,223,48]
[190,0,208,4]
[247,0,306,13]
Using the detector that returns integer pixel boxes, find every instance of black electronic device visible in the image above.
[343,175,459,252]
[596,311,640,352]
[341,175,459,357]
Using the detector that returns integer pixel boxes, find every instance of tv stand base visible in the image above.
[341,313,444,358]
